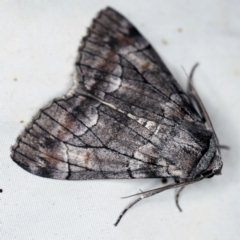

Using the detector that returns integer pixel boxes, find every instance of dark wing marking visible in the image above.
[11,7,214,180]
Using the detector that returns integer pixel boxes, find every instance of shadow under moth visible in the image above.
[11,7,224,226]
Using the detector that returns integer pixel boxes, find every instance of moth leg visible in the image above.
[175,186,185,212]
[114,176,205,226]
[218,145,230,150]
[114,197,142,226]
[174,178,185,212]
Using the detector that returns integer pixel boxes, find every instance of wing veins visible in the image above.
[119,54,197,122]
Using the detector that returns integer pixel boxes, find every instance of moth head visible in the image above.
[202,147,223,178]
[188,134,223,179]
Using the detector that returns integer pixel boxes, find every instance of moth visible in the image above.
[11,7,224,226]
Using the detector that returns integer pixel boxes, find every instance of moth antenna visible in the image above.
[175,186,185,212]
[115,175,208,226]
[121,180,191,199]
[121,192,142,199]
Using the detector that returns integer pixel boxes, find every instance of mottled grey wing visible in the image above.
[11,7,211,180]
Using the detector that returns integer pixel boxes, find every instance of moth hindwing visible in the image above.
[11,7,223,226]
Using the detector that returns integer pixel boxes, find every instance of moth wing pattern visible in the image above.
[11,7,221,181]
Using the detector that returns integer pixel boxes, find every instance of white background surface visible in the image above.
[1,0,240,239]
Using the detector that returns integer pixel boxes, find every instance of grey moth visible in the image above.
[11,7,223,226]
